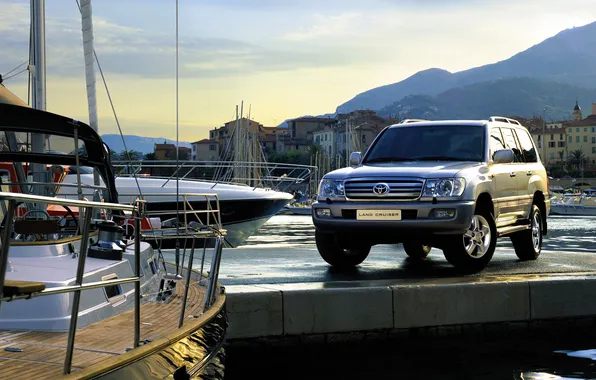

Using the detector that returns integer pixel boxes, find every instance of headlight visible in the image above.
[422,178,466,198]
[318,179,345,199]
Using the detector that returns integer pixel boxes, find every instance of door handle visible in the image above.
[526,170,532,176]
[509,172,516,177]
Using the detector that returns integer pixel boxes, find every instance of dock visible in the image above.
[225,271,596,344]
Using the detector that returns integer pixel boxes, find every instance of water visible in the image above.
[225,329,596,380]
[222,214,596,380]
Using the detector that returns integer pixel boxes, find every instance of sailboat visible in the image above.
[0,1,227,378]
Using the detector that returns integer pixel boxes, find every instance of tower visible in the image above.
[573,99,582,121]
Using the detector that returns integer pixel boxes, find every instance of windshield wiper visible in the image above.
[365,157,415,163]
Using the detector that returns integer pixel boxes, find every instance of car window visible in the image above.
[514,129,538,163]
[364,125,485,163]
[489,128,506,161]
[500,128,524,163]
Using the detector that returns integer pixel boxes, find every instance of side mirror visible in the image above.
[493,149,515,164]
[349,152,361,166]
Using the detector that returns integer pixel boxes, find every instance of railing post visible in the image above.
[0,200,16,308]
[203,235,223,312]
[63,205,93,375]
[179,236,196,328]
[134,206,141,348]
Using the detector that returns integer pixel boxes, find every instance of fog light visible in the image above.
[316,208,332,218]
[432,209,456,219]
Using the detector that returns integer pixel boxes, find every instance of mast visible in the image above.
[79,0,101,190]
[30,0,47,199]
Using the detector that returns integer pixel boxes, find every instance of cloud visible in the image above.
[281,12,361,41]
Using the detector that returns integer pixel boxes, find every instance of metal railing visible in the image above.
[111,159,318,193]
[0,192,139,375]
[121,193,226,320]
[0,191,227,375]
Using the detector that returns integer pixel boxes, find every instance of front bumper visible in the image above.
[312,200,475,239]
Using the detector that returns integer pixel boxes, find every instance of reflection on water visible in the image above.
[242,214,596,252]
[241,215,315,247]
[226,333,596,380]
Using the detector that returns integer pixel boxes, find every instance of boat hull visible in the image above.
[143,198,290,248]
[550,205,596,216]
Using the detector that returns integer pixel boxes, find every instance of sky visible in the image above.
[1,0,596,142]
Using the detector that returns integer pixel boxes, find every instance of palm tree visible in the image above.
[118,150,142,161]
[567,148,586,174]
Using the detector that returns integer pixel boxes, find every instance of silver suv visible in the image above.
[311,117,550,273]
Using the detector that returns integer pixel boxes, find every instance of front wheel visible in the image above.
[315,231,370,269]
[442,208,497,273]
[510,204,543,261]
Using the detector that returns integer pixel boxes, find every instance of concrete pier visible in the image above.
[224,272,596,342]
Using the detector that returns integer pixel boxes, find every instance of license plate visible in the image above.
[356,210,402,221]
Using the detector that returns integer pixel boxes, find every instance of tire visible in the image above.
[442,207,497,273]
[510,204,542,261]
[403,241,431,260]
[315,230,370,268]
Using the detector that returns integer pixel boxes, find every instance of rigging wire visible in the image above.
[2,68,29,81]
[2,60,28,77]
[74,0,144,200]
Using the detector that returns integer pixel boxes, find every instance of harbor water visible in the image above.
[164,214,596,379]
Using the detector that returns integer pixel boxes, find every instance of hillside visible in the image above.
[377,77,596,121]
[101,134,191,155]
[337,21,596,113]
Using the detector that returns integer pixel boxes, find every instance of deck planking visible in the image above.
[0,279,207,379]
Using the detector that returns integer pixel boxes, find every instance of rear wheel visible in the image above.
[442,207,496,273]
[315,230,370,269]
[403,241,431,260]
[510,204,542,261]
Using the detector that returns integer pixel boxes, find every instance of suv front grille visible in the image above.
[341,209,418,220]
[344,179,424,200]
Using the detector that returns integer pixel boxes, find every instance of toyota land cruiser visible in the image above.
[311,117,550,273]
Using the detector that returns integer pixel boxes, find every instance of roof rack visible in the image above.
[399,119,428,124]
[488,116,522,126]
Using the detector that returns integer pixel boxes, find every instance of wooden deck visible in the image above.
[0,278,207,379]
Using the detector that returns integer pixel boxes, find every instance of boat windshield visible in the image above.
[0,132,87,157]
[364,125,486,163]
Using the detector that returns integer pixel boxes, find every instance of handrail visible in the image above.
[0,194,142,375]
[0,190,226,375]
[0,191,135,211]
[4,181,106,191]
[111,159,318,193]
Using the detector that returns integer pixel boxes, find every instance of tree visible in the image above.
[178,149,190,160]
[567,149,586,175]
[118,150,142,161]
[144,152,157,160]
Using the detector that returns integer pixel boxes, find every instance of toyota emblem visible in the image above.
[373,183,390,196]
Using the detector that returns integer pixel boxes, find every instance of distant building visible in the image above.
[278,117,332,153]
[191,139,219,161]
[154,142,191,160]
[565,103,596,165]
[208,118,277,159]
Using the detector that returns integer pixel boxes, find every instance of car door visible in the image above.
[499,127,527,222]
[513,127,542,218]
[488,126,519,226]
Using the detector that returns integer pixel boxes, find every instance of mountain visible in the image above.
[101,134,191,155]
[337,21,596,113]
[377,77,596,121]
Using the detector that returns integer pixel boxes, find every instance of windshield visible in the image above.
[364,125,486,163]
